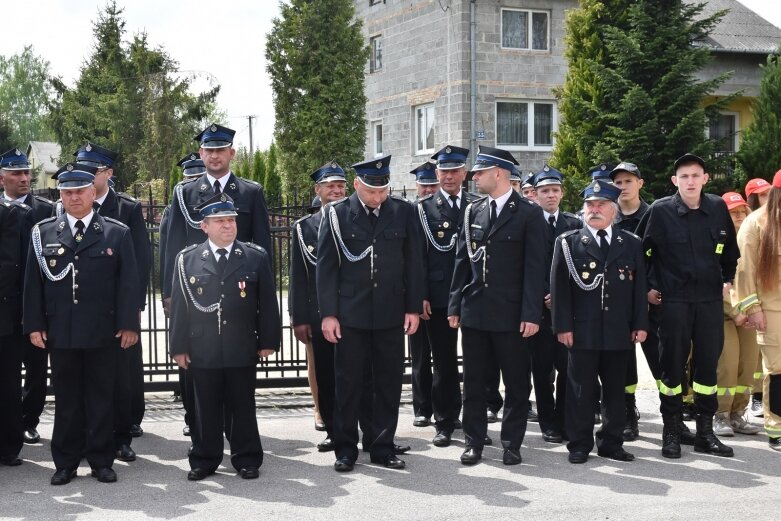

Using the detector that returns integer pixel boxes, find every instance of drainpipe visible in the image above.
[470,0,477,167]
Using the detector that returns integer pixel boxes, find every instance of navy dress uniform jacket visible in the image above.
[0,201,30,336]
[23,214,140,348]
[169,241,281,369]
[316,193,424,329]
[416,190,480,309]
[25,194,55,224]
[288,210,323,326]
[162,173,272,297]
[448,190,547,331]
[98,189,152,310]
[551,227,649,350]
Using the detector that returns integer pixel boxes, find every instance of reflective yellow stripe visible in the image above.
[625,384,637,394]
[658,381,682,396]
[717,386,735,396]
[645,248,652,257]
[754,372,764,380]
[765,426,781,436]
[693,382,718,395]
[738,294,760,313]
[735,385,751,394]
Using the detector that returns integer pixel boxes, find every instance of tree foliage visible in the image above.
[266,0,369,196]
[736,46,781,181]
[552,0,733,203]
[47,1,220,192]
[0,46,55,146]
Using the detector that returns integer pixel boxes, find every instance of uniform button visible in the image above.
[487,240,491,245]
[222,320,227,324]
[221,294,225,298]
[604,281,609,286]
[74,255,79,260]
[485,269,489,273]
[373,282,378,287]
[373,239,377,244]
[604,307,609,311]
[604,294,609,298]
[373,254,378,259]
[221,282,225,286]
[486,255,490,259]
[484,283,488,287]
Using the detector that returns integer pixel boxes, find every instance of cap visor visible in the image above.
[357,175,390,188]
[317,175,347,183]
[436,162,466,170]
[200,141,232,149]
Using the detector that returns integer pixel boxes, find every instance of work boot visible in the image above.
[713,412,734,437]
[679,418,696,445]
[623,394,639,442]
[729,412,760,435]
[750,394,763,417]
[694,414,734,457]
[661,414,681,459]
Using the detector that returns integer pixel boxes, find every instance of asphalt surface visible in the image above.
[1,380,779,520]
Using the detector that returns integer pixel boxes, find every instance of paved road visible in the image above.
[1,387,778,520]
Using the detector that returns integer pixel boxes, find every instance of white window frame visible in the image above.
[371,120,383,157]
[413,103,435,156]
[495,99,557,152]
[370,35,383,73]
[707,111,740,154]
[500,8,550,51]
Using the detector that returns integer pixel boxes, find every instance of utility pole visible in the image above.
[246,115,256,157]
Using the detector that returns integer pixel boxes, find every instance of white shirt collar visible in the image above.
[488,188,514,215]
[209,240,235,259]
[95,190,109,206]
[543,209,560,223]
[66,211,95,236]
[5,193,27,204]
[206,173,231,192]
[439,188,462,207]
[586,224,612,244]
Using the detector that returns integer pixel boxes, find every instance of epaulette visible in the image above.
[9,200,30,210]
[330,196,349,206]
[1,200,11,208]
[33,195,54,206]
[245,242,268,254]
[180,243,199,254]
[237,177,262,187]
[116,191,138,203]
[36,216,57,225]
[560,229,580,240]
[561,211,579,219]
[293,213,314,226]
[622,230,641,241]
[176,176,200,187]
[103,216,129,229]
[417,194,434,203]
[390,194,413,205]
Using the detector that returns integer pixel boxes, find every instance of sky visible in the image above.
[1,1,779,152]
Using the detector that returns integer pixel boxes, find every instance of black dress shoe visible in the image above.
[413,416,430,427]
[183,425,191,437]
[503,448,522,465]
[130,424,143,438]
[594,413,602,425]
[187,468,215,481]
[432,431,452,447]
[393,443,411,455]
[527,408,539,423]
[23,429,40,444]
[542,429,563,443]
[0,455,22,466]
[314,420,326,432]
[91,467,117,483]
[484,435,493,446]
[453,419,463,429]
[371,454,406,469]
[568,451,589,464]
[51,468,76,486]
[334,457,355,472]
[598,448,635,461]
[239,467,259,479]
[486,410,498,423]
[317,438,335,452]
[460,447,482,465]
[115,444,136,462]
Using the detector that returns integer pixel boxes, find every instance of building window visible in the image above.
[709,112,738,154]
[496,100,556,150]
[371,120,383,157]
[370,35,383,72]
[501,9,549,51]
[414,104,435,155]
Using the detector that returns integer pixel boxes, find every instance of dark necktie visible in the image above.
[597,229,610,259]
[74,220,85,243]
[548,215,556,238]
[366,206,378,228]
[213,180,222,195]
[216,248,228,274]
[93,201,101,213]
[488,200,497,231]
[449,195,460,220]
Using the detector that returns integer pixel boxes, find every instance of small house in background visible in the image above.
[27,141,61,192]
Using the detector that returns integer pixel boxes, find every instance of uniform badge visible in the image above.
[49,259,57,267]
[581,235,590,244]
[436,197,442,206]
[229,183,236,190]
[200,184,208,191]
[437,231,444,239]
[93,222,101,231]
[508,200,516,209]
[446,146,452,153]
[593,183,601,193]
[58,221,65,231]
[201,249,209,258]
[85,143,92,152]
[239,281,246,298]
[589,261,596,269]
[67,163,74,171]
[106,248,113,256]
[376,161,382,169]
[443,221,449,229]
[307,245,315,253]
[190,276,196,284]
[234,248,243,256]
[471,242,477,250]
[190,153,197,161]
[619,273,625,281]
[196,287,203,295]
[210,124,217,132]
[629,271,634,281]
[616,235,623,244]
[57,247,65,255]
[14,149,21,156]
[582,271,590,279]
[220,194,227,202]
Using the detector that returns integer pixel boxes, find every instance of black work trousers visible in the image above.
[21,339,48,431]
[0,333,23,458]
[409,319,433,419]
[529,324,568,433]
